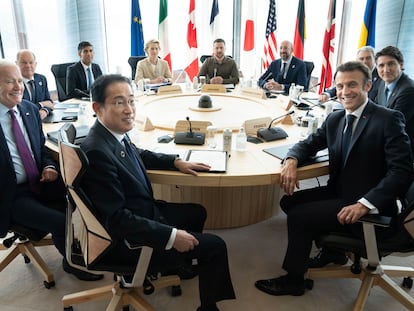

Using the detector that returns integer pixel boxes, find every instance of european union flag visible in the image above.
[131,0,145,56]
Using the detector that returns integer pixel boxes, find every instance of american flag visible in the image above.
[319,0,336,94]
[262,0,277,71]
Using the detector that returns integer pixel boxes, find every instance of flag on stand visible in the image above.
[319,0,336,94]
[293,0,305,60]
[243,0,255,52]
[159,0,172,71]
[262,0,277,71]
[185,0,198,81]
[131,0,145,56]
[358,0,376,48]
[210,0,220,40]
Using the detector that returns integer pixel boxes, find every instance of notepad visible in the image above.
[186,150,228,172]
[263,144,329,166]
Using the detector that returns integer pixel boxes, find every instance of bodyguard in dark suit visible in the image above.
[255,61,413,296]
[16,50,54,120]
[66,41,103,99]
[375,46,414,154]
[258,40,307,92]
[80,74,235,311]
[0,61,103,282]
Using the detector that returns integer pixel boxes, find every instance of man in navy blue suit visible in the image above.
[0,60,103,282]
[16,50,54,120]
[66,41,103,99]
[258,40,307,93]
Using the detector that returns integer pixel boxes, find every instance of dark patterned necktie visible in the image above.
[281,62,287,79]
[28,80,36,102]
[9,109,40,191]
[341,114,356,166]
[122,136,150,192]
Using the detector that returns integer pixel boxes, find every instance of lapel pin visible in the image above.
[26,112,30,116]
[120,151,126,158]
[39,81,43,86]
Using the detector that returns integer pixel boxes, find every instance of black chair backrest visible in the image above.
[128,56,146,80]
[304,61,315,91]
[51,62,75,102]
[400,181,414,240]
[58,123,77,145]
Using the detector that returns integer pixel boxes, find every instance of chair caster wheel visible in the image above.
[64,307,73,311]
[143,278,155,295]
[170,285,182,296]
[351,263,362,274]
[44,280,55,289]
[305,279,314,290]
[403,277,413,289]
[23,255,30,264]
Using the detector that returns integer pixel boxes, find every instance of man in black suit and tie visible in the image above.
[16,50,54,120]
[80,74,235,311]
[375,45,414,154]
[255,61,413,296]
[319,46,381,103]
[258,40,307,93]
[66,41,103,99]
[0,60,103,281]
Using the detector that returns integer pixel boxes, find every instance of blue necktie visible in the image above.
[123,136,150,192]
[342,114,356,167]
[9,109,40,192]
[86,67,93,90]
[385,86,391,105]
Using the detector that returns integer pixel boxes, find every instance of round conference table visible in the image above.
[45,88,329,229]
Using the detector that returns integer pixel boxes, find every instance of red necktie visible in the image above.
[9,109,40,191]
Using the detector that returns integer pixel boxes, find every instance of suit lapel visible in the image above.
[17,104,41,166]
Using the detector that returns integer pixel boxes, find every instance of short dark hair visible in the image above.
[334,61,371,87]
[375,46,404,64]
[92,74,131,105]
[213,38,225,45]
[78,41,93,52]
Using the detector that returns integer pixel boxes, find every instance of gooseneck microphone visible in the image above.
[257,111,294,142]
[75,88,90,98]
[174,116,206,145]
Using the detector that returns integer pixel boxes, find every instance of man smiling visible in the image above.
[255,61,413,296]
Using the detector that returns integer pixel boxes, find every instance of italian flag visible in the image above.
[159,0,172,71]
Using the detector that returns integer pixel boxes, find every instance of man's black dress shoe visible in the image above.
[255,275,305,296]
[308,248,348,268]
[62,258,104,281]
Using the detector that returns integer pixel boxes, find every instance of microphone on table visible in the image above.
[257,110,294,142]
[308,82,321,92]
[174,116,206,145]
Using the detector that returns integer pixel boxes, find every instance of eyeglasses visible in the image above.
[112,99,136,109]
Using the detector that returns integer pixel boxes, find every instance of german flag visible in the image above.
[358,0,376,48]
[293,0,305,60]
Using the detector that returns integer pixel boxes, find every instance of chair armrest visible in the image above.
[358,214,392,227]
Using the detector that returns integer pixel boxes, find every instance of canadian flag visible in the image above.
[185,0,198,81]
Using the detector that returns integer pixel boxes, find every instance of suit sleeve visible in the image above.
[81,148,173,250]
[258,65,274,88]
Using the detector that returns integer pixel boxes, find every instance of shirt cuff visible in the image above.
[358,198,379,214]
[165,228,177,250]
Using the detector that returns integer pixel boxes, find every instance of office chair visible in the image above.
[304,61,315,91]
[0,225,55,288]
[127,56,146,80]
[51,62,75,102]
[307,181,414,310]
[58,129,181,311]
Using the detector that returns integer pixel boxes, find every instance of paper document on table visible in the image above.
[186,150,227,172]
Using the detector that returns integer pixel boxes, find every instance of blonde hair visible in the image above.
[144,39,161,53]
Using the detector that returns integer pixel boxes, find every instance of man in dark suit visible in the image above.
[375,45,414,154]
[0,60,103,282]
[255,61,413,296]
[66,41,103,99]
[320,46,381,102]
[80,74,235,311]
[258,40,307,93]
[16,50,54,120]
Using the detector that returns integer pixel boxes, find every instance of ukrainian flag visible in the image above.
[358,0,376,48]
